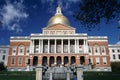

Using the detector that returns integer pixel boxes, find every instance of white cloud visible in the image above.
[0,0,28,33]
[40,0,80,15]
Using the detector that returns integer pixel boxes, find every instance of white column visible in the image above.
[76,39,79,53]
[55,39,56,53]
[30,40,32,53]
[86,40,88,53]
[39,40,41,53]
[61,39,63,53]
[84,39,86,53]
[75,39,76,53]
[41,39,43,53]
[68,39,70,53]
[33,40,34,53]
[78,39,79,53]
[48,39,50,53]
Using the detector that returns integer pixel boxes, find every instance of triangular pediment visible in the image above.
[43,24,75,30]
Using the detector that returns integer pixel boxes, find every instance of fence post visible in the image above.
[36,65,42,80]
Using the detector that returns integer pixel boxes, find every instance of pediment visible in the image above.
[44,24,75,30]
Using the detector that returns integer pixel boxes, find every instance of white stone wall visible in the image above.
[0,45,9,66]
[109,43,120,62]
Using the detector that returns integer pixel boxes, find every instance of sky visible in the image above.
[0,0,120,45]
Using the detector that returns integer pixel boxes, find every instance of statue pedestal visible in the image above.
[76,65,83,80]
[36,65,42,80]
[66,72,70,80]
[49,72,52,80]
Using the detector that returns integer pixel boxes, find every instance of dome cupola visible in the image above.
[47,6,70,27]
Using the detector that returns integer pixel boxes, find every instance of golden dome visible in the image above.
[47,6,70,27]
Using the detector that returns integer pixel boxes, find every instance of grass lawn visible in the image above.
[84,72,120,80]
[0,71,120,80]
[0,71,36,80]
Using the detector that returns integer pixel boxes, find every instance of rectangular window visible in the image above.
[113,54,116,59]
[2,55,5,60]
[57,45,61,53]
[11,57,15,64]
[70,45,75,53]
[43,45,48,53]
[103,57,107,64]
[118,49,120,53]
[63,45,68,53]
[26,46,30,53]
[18,57,22,64]
[50,45,54,53]
[26,57,30,64]
[96,57,100,64]
[118,55,120,59]
[12,46,16,55]
[3,50,6,53]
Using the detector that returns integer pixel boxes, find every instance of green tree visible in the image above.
[74,0,120,30]
[0,62,7,71]
[111,62,120,72]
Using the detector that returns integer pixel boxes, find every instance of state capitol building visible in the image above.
[7,6,111,71]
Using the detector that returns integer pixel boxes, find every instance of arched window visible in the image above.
[42,56,47,66]
[33,56,38,66]
[71,56,76,64]
[12,46,16,55]
[18,45,24,55]
[101,46,106,55]
[49,56,54,66]
[94,45,100,55]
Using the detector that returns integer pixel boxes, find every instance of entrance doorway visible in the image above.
[33,56,38,66]
[80,56,85,64]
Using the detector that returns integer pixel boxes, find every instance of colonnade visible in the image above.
[30,39,88,54]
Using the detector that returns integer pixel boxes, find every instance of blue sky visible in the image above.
[0,0,120,45]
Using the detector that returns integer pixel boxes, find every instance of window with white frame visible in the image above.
[12,46,16,55]
[96,57,100,64]
[103,57,107,64]
[26,57,30,64]
[18,46,24,55]
[88,47,92,55]
[2,55,5,60]
[11,57,15,64]
[101,46,106,55]
[112,49,115,53]
[113,54,116,59]
[3,50,6,53]
[117,49,120,53]
[18,57,22,64]
[118,54,120,59]
[94,45,100,55]
[26,46,30,55]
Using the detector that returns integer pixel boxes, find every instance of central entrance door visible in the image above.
[57,56,61,66]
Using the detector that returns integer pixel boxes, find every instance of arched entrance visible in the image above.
[80,56,85,64]
[42,56,47,66]
[33,56,38,66]
[71,56,76,65]
[57,56,61,66]
[64,56,68,65]
[49,56,54,66]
